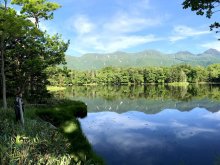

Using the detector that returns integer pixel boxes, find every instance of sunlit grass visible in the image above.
[62,121,78,133]
[168,82,189,86]
[0,109,72,165]
[36,100,103,164]
[47,86,66,91]
[0,100,103,164]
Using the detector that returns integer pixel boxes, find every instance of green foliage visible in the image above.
[11,0,61,27]
[0,0,68,104]
[48,64,220,86]
[207,63,220,81]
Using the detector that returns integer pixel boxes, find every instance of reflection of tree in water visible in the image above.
[54,84,220,113]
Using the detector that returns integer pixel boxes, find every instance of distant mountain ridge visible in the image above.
[65,49,220,70]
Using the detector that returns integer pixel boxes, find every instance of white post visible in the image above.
[19,98,24,125]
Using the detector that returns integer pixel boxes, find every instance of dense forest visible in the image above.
[47,63,220,86]
[0,0,69,107]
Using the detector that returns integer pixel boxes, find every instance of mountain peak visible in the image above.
[204,49,220,55]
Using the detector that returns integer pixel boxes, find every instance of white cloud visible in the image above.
[71,34,162,53]
[169,25,210,42]
[103,12,161,34]
[70,15,95,35]
[38,22,58,35]
[100,35,162,52]
[202,41,220,51]
[65,12,164,54]
[63,0,167,54]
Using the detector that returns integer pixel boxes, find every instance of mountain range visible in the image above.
[65,48,220,70]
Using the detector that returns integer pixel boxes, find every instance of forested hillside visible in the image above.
[65,49,220,70]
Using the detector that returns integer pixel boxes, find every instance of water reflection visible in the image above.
[80,108,220,165]
[56,85,220,165]
[56,84,220,113]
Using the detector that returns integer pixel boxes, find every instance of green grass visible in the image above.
[168,82,189,86]
[47,86,66,91]
[0,100,103,165]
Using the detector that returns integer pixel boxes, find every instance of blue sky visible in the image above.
[15,0,220,56]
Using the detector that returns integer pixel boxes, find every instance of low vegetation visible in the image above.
[0,100,103,165]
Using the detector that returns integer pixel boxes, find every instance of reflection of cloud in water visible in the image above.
[170,120,187,128]
[80,109,219,145]
[79,108,220,165]
[175,127,216,139]
[80,111,167,151]
[106,133,167,153]
[203,111,220,121]
[170,120,217,139]
[82,111,164,131]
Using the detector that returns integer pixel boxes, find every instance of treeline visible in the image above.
[0,0,68,106]
[47,63,220,86]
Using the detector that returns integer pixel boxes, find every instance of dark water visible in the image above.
[61,85,220,165]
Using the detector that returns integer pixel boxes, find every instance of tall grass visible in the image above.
[0,99,103,165]
[0,109,72,165]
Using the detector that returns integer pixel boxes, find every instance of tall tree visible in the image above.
[11,0,61,28]
[0,0,7,109]
[182,0,220,35]
[0,1,33,109]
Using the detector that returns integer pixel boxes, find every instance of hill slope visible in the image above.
[65,49,220,70]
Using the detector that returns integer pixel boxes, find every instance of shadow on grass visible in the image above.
[36,99,104,164]
[0,99,103,164]
[0,109,73,164]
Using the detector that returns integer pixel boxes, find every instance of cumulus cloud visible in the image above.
[62,0,168,54]
[71,34,162,53]
[169,25,210,42]
[103,12,161,34]
[66,10,164,54]
[70,15,95,35]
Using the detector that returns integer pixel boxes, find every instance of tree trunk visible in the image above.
[0,39,7,109]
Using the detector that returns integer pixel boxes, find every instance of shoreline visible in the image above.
[0,99,103,164]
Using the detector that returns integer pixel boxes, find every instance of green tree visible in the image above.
[207,63,220,82]
[11,0,61,28]
[0,1,36,109]
[10,33,69,101]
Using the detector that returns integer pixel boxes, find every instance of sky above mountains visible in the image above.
[21,0,220,56]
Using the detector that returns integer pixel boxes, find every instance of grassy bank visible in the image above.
[167,82,189,86]
[0,100,103,165]
[47,86,66,91]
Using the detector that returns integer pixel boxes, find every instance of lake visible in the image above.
[60,84,220,165]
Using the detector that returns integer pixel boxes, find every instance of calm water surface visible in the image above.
[62,85,220,165]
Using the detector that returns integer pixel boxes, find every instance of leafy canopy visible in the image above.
[11,0,61,27]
